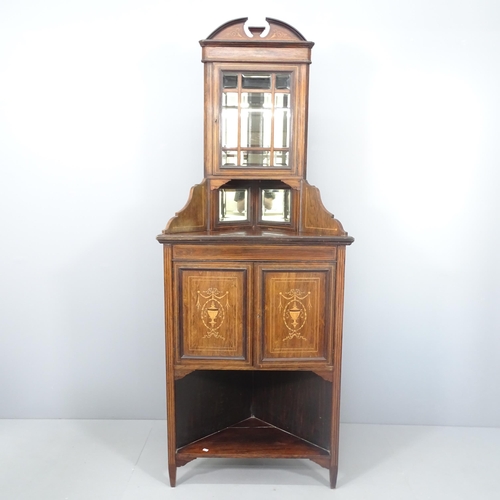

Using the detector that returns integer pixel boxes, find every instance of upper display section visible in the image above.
[200,18,314,180]
[161,19,351,238]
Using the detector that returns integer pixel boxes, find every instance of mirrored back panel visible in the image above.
[219,188,249,222]
[261,189,291,223]
[216,181,294,229]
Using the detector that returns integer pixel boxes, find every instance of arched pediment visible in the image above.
[206,17,308,43]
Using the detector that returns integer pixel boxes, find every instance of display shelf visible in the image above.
[177,417,330,461]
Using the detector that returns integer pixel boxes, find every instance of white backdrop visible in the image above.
[1,0,499,426]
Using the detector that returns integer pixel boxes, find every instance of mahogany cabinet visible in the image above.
[157,18,353,488]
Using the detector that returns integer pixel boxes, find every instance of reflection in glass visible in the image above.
[222,150,238,166]
[274,109,290,149]
[242,74,271,89]
[219,189,249,222]
[223,74,238,88]
[241,111,271,148]
[276,73,291,90]
[223,93,239,107]
[275,94,290,108]
[261,189,291,222]
[241,151,270,167]
[241,93,272,148]
[241,92,272,109]
[273,151,289,167]
[221,109,238,148]
[221,92,239,148]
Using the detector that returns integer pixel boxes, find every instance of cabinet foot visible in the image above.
[329,466,338,489]
[168,464,177,487]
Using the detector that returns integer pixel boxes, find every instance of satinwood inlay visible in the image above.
[279,289,311,341]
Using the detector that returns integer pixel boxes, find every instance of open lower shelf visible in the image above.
[177,417,330,461]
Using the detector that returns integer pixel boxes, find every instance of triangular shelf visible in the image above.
[177,417,330,461]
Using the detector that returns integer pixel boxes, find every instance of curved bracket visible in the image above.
[164,180,208,233]
[299,180,348,236]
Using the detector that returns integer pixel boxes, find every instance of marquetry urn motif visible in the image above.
[280,289,311,341]
[197,288,229,339]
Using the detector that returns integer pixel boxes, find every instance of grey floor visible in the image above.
[1,420,499,500]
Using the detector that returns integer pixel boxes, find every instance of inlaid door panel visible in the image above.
[256,264,335,365]
[174,263,251,362]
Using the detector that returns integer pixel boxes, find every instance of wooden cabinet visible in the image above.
[158,18,354,488]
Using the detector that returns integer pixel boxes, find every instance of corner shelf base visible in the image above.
[176,416,330,464]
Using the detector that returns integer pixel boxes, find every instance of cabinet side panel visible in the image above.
[175,370,253,448]
[163,245,177,472]
[331,245,347,469]
[252,371,332,450]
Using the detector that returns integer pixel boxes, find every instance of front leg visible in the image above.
[330,465,338,489]
[168,463,177,487]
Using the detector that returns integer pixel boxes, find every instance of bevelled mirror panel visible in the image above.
[240,151,271,167]
[223,73,238,88]
[275,73,291,90]
[219,189,249,222]
[222,150,238,166]
[274,110,290,148]
[221,112,238,148]
[242,74,271,89]
[273,151,289,167]
[241,93,272,148]
[261,189,291,223]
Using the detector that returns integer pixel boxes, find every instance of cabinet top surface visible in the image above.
[157,228,354,245]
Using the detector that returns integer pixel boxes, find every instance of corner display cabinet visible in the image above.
[157,17,354,488]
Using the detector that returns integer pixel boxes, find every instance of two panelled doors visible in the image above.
[172,246,337,369]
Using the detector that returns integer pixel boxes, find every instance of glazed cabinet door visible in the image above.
[255,263,336,367]
[173,262,252,366]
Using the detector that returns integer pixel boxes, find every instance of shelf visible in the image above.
[176,417,330,461]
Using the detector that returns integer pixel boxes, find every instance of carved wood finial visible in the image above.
[248,26,265,36]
